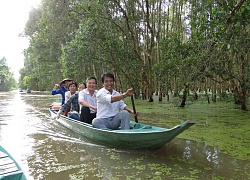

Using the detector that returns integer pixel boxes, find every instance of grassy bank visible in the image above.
[125,95,250,161]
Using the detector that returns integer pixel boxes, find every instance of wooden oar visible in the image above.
[131,95,138,123]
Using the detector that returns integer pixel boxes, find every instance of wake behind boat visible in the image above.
[0,145,27,180]
[49,107,195,149]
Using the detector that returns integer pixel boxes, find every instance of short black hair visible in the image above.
[78,82,86,88]
[68,81,78,88]
[101,72,115,83]
[86,76,97,84]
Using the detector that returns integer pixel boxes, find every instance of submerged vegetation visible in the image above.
[125,93,250,161]
[22,91,250,179]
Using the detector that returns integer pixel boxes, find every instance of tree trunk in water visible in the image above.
[239,83,248,111]
[148,72,154,102]
[167,93,170,101]
[173,76,178,97]
[141,70,147,100]
[193,92,198,100]
[212,80,217,102]
[159,84,163,101]
[205,89,210,103]
[158,82,163,101]
[179,84,188,107]
[233,86,240,104]
[204,77,210,103]
[239,55,248,111]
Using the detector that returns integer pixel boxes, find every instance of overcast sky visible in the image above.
[0,0,40,80]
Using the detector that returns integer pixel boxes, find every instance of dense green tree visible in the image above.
[0,57,16,91]
[23,0,79,90]
[189,0,250,110]
[21,0,250,110]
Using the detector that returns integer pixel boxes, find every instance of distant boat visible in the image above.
[26,89,31,93]
[18,89,23,92]
[0,145,27,180]
[49,107,195,149]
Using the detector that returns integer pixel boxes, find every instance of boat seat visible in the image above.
[0,171,23,179]
[0,151,22,178]
[133,123,152,129]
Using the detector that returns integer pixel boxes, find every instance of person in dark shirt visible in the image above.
[51,78,73,105]
[56,82,80,121]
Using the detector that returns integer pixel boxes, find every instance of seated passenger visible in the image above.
[78,76,98,124]
[78,82,86,92]
[65,81,77,103]
[92,73,136,130]
[51,78,73,105]
[56,82,80,121]
[64,81,78,116]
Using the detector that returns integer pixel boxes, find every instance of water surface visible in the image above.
[0,91,249,179]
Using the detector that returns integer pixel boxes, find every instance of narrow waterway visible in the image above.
[0,91,249,179]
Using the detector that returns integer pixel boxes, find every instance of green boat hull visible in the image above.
[50,108,195,149]
[0,145,27,180]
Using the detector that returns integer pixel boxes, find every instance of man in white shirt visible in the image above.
[78,76,98,124]
[92,72,136,130]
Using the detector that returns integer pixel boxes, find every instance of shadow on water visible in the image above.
[0,91,249,179]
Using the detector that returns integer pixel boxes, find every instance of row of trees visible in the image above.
[0,57,16,91]
[20,0,250,110]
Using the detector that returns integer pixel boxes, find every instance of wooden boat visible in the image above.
[0,145,27,180]
[49,107,195,149]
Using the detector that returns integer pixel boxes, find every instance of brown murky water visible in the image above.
[0,91,249,179]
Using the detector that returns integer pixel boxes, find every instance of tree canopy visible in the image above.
[21,0,250,110]
[0,57,16,91]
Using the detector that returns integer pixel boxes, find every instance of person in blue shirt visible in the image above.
[51,78,73,105]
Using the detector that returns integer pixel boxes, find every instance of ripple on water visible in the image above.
[0,91,249,180]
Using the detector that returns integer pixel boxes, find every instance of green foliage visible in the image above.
[22,0,79,90]
[21,0,250,109]
[0,57,16,91]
